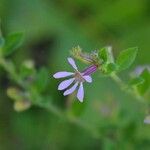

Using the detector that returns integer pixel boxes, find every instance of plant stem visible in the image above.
[0,58,25,87]
[110,73,146,103]
[111,73,125,88]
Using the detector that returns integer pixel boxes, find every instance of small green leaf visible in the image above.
[116,47,138,71]
[98,46,114,64]
[137,69,150,95]
[3,32,24,56]
[101,63,118,74]
[98,47,108,62]
[106,63,118,74]
[129,77,145,87]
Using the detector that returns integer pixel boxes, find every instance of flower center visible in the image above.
[74,71,85,83]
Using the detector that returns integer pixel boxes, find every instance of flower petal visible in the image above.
[68,57,78,70]
[63,82,79,96]
[53,71,74,78]
[77,83,84,102]
[58,78,75,90]
[83,75,92,83]
[144,115,150,124]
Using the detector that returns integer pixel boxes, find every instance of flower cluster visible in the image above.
[53,57,97,102]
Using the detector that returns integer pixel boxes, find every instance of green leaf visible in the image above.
[137,69,150,95]
[98,47,108,62]
[106,63,118,74]
[129,77,145,87]
[101,63,118,75]
[3,32,24,56]
[98,46,114,64]
[116,47,138,71]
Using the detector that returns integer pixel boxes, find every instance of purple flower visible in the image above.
[144,115,150,124]
[53,57,97,102]
[131,65,150,77]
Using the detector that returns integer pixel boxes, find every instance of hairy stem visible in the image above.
[110,73,146,103]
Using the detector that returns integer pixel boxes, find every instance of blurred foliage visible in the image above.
[0,0,150,150]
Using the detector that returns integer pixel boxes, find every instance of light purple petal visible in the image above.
[144,116,150,124]
[63,82,79,96]
[68,57,78,70]
[133,65,150,76]
[53,71,74,78]
[82,65,97,76]
[83,75,92,83]
[77,83,84,102]
[58,78,75,90]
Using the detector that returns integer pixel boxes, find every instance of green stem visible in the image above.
[0,58,25,87]
[110,73,145,103]
[111,73,125,88]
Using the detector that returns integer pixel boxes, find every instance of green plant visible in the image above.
[0,32,150,140]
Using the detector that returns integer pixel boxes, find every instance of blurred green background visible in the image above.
[0,0,150,149]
